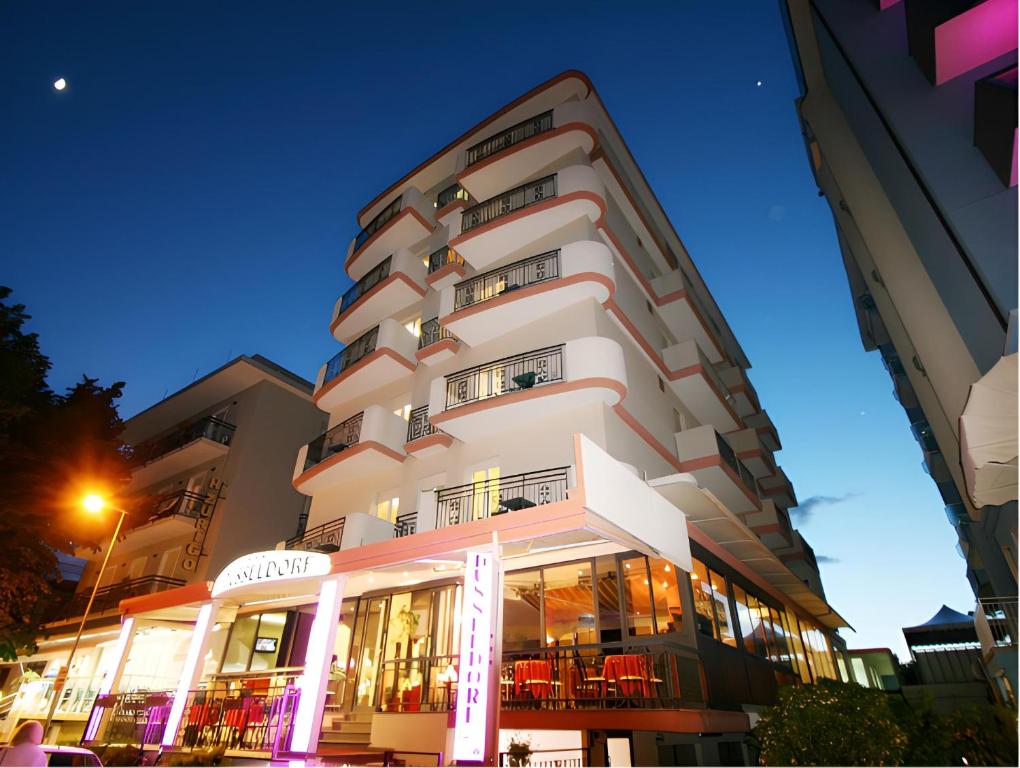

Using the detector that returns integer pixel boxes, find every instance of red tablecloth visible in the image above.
[603,655,653,699]
[513,659,552,699]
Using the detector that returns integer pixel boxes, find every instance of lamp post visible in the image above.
[42,495,129,740]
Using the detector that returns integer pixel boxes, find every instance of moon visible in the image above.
[53,78,67,91]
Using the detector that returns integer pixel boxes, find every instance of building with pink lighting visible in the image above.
[781,0,1017,704]
[67,72,850,766]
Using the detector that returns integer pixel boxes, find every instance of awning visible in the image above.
[960,353,1018,507]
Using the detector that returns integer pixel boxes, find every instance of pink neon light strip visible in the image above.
[82,617,135,742]
[161,602,213,747]
[935,0,1018,85]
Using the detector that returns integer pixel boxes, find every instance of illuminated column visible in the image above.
[289,573,347,756]
[82,616,137,743]
[162,601,218,748]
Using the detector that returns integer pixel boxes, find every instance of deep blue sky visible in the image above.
[1,1,973,656]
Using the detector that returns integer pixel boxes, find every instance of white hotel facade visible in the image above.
[58,72,849,766]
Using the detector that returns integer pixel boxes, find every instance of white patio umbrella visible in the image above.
[960,353,1018,507]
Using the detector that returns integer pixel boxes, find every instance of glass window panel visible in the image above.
[595,555,622,643]
[746,596,769,658]
[781,610,806,680]
[708,569,736,648]
[690,558,717,639]
[250,612,287,671]
[354,597,388,708]
[543,562,596,645]
[758,601,777,662]
[732,585,757,655]
[330,599,358,710]
[622,557,655,637]
[220,614,259,673]
[769,607,790,666]
[503,569,542,651]
[797,618,817,681]
[649,558,683,634]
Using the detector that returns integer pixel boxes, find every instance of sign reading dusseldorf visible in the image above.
[212,550,332,598]
[453,548,499,762]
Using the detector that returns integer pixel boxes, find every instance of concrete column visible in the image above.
[82,616,138,743]
[161,601,218,748]
[289,574,347,756]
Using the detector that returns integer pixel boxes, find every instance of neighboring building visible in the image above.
[0,355,322,744]
[81,71,850,766]
[847,647,902,692]
[780,0,1018,699]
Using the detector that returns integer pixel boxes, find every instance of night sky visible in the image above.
[1,1,974,655]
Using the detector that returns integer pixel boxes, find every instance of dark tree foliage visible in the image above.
[0,287,131,660]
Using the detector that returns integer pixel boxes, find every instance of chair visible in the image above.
[570,652,605,705]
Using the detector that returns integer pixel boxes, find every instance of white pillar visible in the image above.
[82,616,137,743]
[161,601,218,748]
[289,574,347,756]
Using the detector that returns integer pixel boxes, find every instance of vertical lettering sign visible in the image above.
[453,549,497,762]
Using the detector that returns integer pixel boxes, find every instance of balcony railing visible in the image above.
[460,175,557,234]
[83,691,174,746]
[435,467,568,528]
[464,110,554,167]
[354,196,402,251]
[453,249,561,311]
[716,432,761,500]
[445,345,563,409]
[437,183,470,209]
[287,516,345,552]
[339,255,391,314]
[324,327,379,384]
[59,576,186,620]
[147,490,208,522]
[130,416,235,467]
[427,245,465,275]
[393,510,417,538]
[978,597,1018,648]
[303,412,364,471]
[406,405,438,443]
[419,318,456,350]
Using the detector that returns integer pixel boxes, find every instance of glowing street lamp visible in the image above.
[42,494,130,738]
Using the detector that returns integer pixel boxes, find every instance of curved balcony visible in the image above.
[662,340,740,433]
[743,499,794,553]
[759,466,797,511]
[718,364,760,418]
[439,241,615,347]
[416,318,461,366]
[293,406,406,495]
[726,427,778,480]
[330,250,426,344]
[650,269,725,364]
[457,102,598,202]
[127,416,234,491]
[745,411,782,453]
[450,165,606,273]
[345,188,435,281]
[404,404,453,458]
[313,319,417,413]
[425,245,467,292]
[428,336,627,442]
[674,425,761,516]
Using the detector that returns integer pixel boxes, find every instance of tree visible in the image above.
[0,287,131,660]
[750,678,907,766]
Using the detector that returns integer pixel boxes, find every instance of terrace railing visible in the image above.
[435,467,569,528]
[147,490,208,522]
[460,175,557,233]
[323,327,379,384]
[464,110,554,167]
[453,250,560,311]
[715,432,761,501]
[60,576,186,620]
[419,318,456,350]
[287,516,346,552]
[978,597,1018,648]
[393,510,418,538]
[302,412,364,471]
[406,405,438,444]
[339,255,391,314]
[437,183,470,209]
[354,196,402,251]
[130,416,235,467]
[427,245,465,275]
[445,345,563,409]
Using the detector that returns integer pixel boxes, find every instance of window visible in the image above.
[690,558,717,638]
[404,317,421,338]
[503,570,542,651]
[543,563,596,645]
[470,465,500,521]
[596,555,622,643]
[649,558,683,634]
[707,569,736,648]
[376,492,399,523]
[732,585,758,655]
[393,403,411,421]
[220,612,288,673]
[622,557,655,636]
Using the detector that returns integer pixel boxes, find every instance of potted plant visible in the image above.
[507,737,532,767]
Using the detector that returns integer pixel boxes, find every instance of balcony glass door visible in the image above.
[470,465,500,521]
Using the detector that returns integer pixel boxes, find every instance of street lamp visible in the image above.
[42,494,130,739]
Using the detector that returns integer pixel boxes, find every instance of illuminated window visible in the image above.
[404,317,421,338]
[376,492,399,523]
[394,403,411,421]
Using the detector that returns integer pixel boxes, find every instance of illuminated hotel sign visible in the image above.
[453,547,501,762]
[211,550,332,598]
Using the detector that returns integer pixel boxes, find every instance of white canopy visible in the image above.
[960,353,1018,507]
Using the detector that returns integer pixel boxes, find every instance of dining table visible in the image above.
[602,654,655,700]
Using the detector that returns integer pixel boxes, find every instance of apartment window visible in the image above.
[376,491,400,523]
[404,316,421,338]
[469,464,500,522]
[393,403,411,421]
[673,409,687,433]
[543,562,596,645]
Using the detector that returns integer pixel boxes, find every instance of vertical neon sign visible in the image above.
[453,548,498,762]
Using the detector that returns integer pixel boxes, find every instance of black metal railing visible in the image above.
[323,326,379,384]
[303,412,364,471]
[715,432,761,500]
[287,516,346,552]
[464,111,554,167]
[445,345,563,409]
[406,405,438,443]
[394,511,418,538]
[435,467,569,528]
[979,597,1018,647]
[147,490,208,522]
[437,183,470,209]
[130,416,235,467]
[427,245,465,275]
[61,576,186,619]
[419,318,456,350]
[339,256,391,314]
[354,196,402,251]
[500,641,705,711]
[454,250,560,311]
[460,175,557,233]
[82,691,174,747]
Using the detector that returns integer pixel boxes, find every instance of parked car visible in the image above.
[0,744,103,767]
